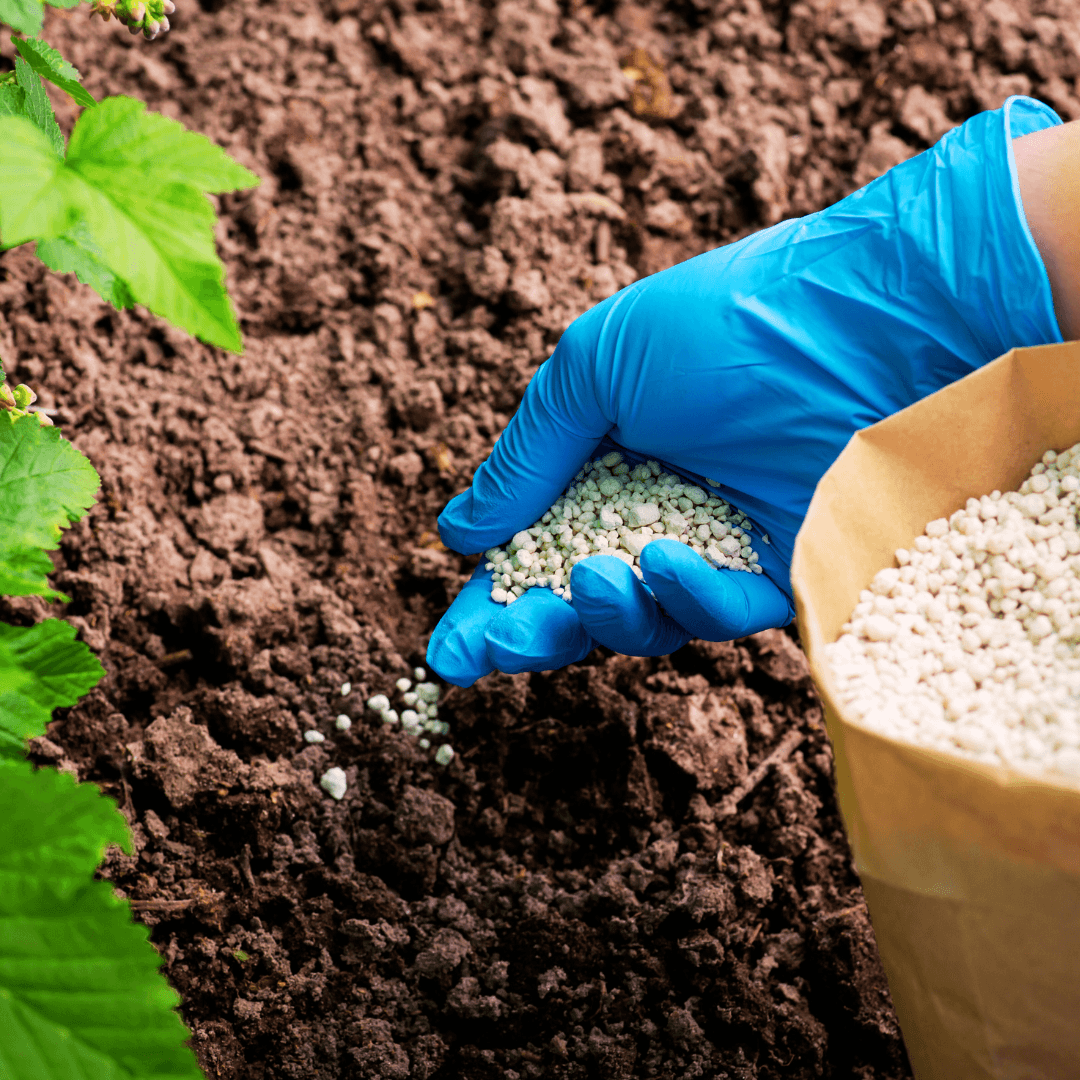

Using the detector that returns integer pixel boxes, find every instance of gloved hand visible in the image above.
[428,95,1064,687]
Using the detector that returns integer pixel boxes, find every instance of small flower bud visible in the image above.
[12,385,35,409]
[0,385,15,410]
[158,15,170,31]
[163,0,175,10]
[35,412,54,427]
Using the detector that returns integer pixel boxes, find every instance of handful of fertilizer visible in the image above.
[484,451,763,605]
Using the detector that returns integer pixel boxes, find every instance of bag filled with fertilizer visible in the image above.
[791,340,1080,1080]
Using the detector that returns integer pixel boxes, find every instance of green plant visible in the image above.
[0,3,259,1075]
[0,381,203,1077]
[0,4,259,352]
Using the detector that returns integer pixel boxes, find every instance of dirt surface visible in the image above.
[2,0,1076,1075]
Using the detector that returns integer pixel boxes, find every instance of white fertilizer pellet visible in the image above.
[303,729,326,744]
[320,767,347,800]
[340,682,351,696]
[415,682,440,704]
[435,744,455,766]
[366,675,447,754]
[335,714,352,731]
[826,445,1080,779]
[484,452,761,605]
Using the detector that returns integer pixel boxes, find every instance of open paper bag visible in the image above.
[791,340,1080,1080]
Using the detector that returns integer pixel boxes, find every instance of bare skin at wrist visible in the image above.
[1013,120,1080,342]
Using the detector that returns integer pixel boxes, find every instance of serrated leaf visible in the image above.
[14,38,79,83]
[14,55,63,157]
[68,95,259,194]
[0,759,129,872]
[0,620,103,757]
[0,413,99,599]
[37,219,135,309]
[0,0,43,36]
[0,760,205,1079]
[13,36,95,109]
[0,100,261,352]
[0,80,26,119]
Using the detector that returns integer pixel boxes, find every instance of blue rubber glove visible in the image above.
[428,95,1064,687]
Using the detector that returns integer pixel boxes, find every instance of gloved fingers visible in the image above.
[426,564,500,687]
[438,348,609,556]
[640,539,794,641]
[484,587,594,674]
[569,555,691,657]
[427,565,594,687]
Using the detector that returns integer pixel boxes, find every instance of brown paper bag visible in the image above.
[791,340,1080,1080]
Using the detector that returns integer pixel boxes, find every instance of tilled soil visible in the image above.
[2,0,1074,1075]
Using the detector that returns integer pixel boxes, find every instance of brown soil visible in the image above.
[2,0,1073,1075]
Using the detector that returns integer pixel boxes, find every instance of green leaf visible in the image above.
[0,116,73,242]
[0,620,103,758]
[14,55,63,157]
[13,36,96,109]
[0,759,130,869]
[0,80,27,119]
[0,100,261,352]
[0,412,100,599]
[0,760,205,1079]
[0,0,43,36]
[68,95,260,195]
[0,59,63,158]
[37,220,135,309]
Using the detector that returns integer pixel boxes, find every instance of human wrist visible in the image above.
[1014,119,1080,341]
